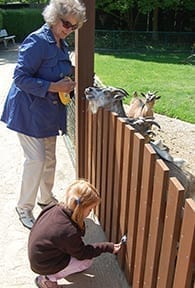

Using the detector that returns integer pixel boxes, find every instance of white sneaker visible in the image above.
[16,207,35,230]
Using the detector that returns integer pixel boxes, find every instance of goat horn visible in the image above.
[146,130,156,137]
[144,119,161,129]
[118,88,129,96]
[113,88,129,96]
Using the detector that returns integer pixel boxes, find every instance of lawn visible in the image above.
[94,52,195,124]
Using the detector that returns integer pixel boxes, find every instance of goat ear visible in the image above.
[141,92,146,98]
[133,91,138,97]
[156,96,161,100]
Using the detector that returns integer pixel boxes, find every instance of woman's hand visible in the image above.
[49,77,75,93]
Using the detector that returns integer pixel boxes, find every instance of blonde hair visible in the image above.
[62,179,100,229]
[42,0,86,28]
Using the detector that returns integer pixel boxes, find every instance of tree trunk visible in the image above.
[152,7,159,41]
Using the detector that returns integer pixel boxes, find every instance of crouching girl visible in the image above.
[28,179,122,288]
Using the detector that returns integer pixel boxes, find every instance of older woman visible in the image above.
[1,0,86,229]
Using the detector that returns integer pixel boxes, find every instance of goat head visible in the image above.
[141,91,161,103]
[125,116,161,142]
[85,86,128,114]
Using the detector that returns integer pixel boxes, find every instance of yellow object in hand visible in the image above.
[58,92,71,105]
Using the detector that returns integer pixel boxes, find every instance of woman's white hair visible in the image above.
[42,0,86,28]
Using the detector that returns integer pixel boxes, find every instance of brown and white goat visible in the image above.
[127,91,161,118]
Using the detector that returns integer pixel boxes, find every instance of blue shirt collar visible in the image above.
[42,23,69,48]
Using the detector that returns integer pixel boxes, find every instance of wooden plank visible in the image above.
[87,111,92,183]
[117,124,135,269]
[75,0,95,178]
[124,132,145,284]
[132,143,156,288]
[105,112,117,240]
[173,199,195,288]
[156,177,185,288]
[84,100,89,179]
[111,117,126,243]
[99,110,110,229]
[91,113,97,188]
[95,109,103,218]
[143,159,169,288]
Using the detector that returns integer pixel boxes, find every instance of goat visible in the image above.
[127,91,161,118]
[85,86,127,116]
[85,86,160,142]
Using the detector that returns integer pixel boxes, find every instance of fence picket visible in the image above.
[105,112,118,240]
[132,144,156,288]
[111,117,126,243]
[173,199,195,288]
[118,124,135,269]
[124,132,144,283]
[87,111,93,183]
[96,109,103,217]
[99,110,110,229]
[156,177,185,288]
[143,159,169,288]
[91,113,98,189]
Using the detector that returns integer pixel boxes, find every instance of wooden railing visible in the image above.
[84,108,195,288]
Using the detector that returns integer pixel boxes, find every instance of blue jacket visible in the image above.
[1,24,72,138]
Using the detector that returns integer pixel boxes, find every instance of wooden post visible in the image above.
[75,0,95,178]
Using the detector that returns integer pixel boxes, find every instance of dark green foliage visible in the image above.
[1,8,44,42]
[0,9,3,28]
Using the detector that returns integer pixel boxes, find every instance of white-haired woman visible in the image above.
[1,0,86,229]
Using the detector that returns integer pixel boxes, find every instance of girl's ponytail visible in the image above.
[63,179,100,229]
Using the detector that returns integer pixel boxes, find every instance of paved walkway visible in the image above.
[0,45,129,288]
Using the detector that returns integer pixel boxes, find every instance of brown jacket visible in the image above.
[28,204,114,275]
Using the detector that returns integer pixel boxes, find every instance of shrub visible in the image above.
[2,8,44,42]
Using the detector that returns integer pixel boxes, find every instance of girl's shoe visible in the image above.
[35,275,59,288]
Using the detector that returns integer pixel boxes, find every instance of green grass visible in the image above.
[94,52,195,124]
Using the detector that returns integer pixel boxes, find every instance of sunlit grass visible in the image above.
[95,52,195,123]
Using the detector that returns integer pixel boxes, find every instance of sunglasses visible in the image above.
[60,19,78,31]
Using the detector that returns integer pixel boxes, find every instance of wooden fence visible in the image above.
[83,108,195,288]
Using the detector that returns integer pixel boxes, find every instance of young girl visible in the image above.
[28,179,122,288]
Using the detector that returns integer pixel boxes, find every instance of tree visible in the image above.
[137,0,183,32]
[96,0,195,31]
[96,0,139,30]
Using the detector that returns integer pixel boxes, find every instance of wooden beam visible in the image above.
[75,0,95,178]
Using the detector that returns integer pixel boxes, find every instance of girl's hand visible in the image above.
[113,243,122,254]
